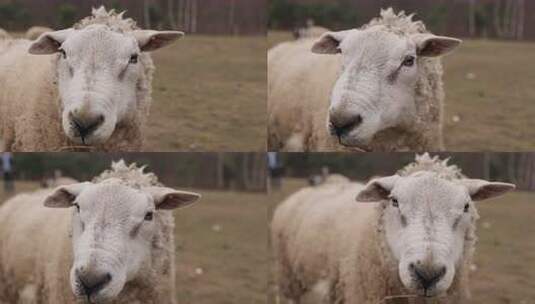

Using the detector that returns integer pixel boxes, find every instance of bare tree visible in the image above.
[144,0,152,29]
[468,0,476,37]
[167,0,176,29]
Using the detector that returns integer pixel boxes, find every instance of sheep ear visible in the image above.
[459,179,515,201]
[44,182,92,208]
[311,30,354,54]
[144,187,200,210]
[133,30,184,52]
[29,29,74,55]
[413,34,461,57]
[356,175,399,202]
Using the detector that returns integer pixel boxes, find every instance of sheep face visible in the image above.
[312,28,460,150]
[43,180,200,303]
[28,25,183,146]
[357,172,514,297]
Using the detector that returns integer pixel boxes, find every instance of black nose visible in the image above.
[70,112,105,142]
[409,262,446,290]
[330,114,363,137]
[76,268,112,296]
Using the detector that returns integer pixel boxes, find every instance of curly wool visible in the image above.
[0,161,177,304]
[0,7,155,152]
[268,8,446,151]
[272,155,476,304]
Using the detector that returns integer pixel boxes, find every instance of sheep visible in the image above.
[0,6,184,151]
[271,154,515,303]
[268,8,462,152]
[41,176,79,188]
[295,26,329,39]
[0,160,201,304]
[0,29,10,40]
[25,26,54,40]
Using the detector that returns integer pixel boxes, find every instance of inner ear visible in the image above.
[43,182,92,208]
[28,29,74,55]
[413,34,462,57]
[133,30,184,52]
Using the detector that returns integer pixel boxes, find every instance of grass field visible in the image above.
[149,35,266,151]
[0,182,268,304]
[268,178,535,304]
[268,31,535,151]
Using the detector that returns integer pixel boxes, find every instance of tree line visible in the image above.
[270,0,533,41]
[0,0,266,35]
[9,153,266,192]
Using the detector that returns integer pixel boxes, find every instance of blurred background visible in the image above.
[270,0,532,39]
[0,0,267,151]
[0,152,267,304]
[268,0,535,151]
[267,152,535,304]
[0,0,266,35]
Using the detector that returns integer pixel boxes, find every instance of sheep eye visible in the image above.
[402,55,415,67]
[59,49,67,59]
[129,54,138,64]
[144,211,153,221]
[73,203,80,213]
[463,203,470,213]
[391,198,399,208]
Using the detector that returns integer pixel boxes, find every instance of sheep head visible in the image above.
[28,24,183,146]
[43,179,200,303]
[357,172,514,297]
[311,12,460,150]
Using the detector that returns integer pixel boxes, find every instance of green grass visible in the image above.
[268,178,535,304]
[149,35,267,151]
[268,31,535,151]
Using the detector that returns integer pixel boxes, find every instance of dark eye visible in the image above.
[463,203,470,213]
[129,54,138,64]
[391,197,399,208]
[73,203,80,213]
[144,211,153,221]
[402,55,415,67]
[59,48,67,59]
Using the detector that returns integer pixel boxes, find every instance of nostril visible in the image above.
[411,264,447,290]
[354,114,363,127]
[78,272,112,296]
[330,114,364,136]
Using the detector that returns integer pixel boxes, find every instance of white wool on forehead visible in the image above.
[92,160,161,188]
[74,6,139,32]
[397,153,465,180]
[362,7,427,35]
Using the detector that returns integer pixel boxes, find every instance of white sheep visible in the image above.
[0,160,201,304]
[271,154,515,303]
[268,8,461,152]
[25,26,54,40]
[294,26,329,39]
[0,29,10,40]
[0,7,183,151]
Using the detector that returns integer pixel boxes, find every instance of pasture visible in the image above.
[4,33,267,152]
[149,35,267,152]
[0,181,268,304]
[268,31,535,151]
[267,178,535,304]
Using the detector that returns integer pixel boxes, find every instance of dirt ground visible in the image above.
[0,182,268,304]
[148,35,266,152]
[268,31,535,151]
[7,33,267,152]
[267,178,535,304]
